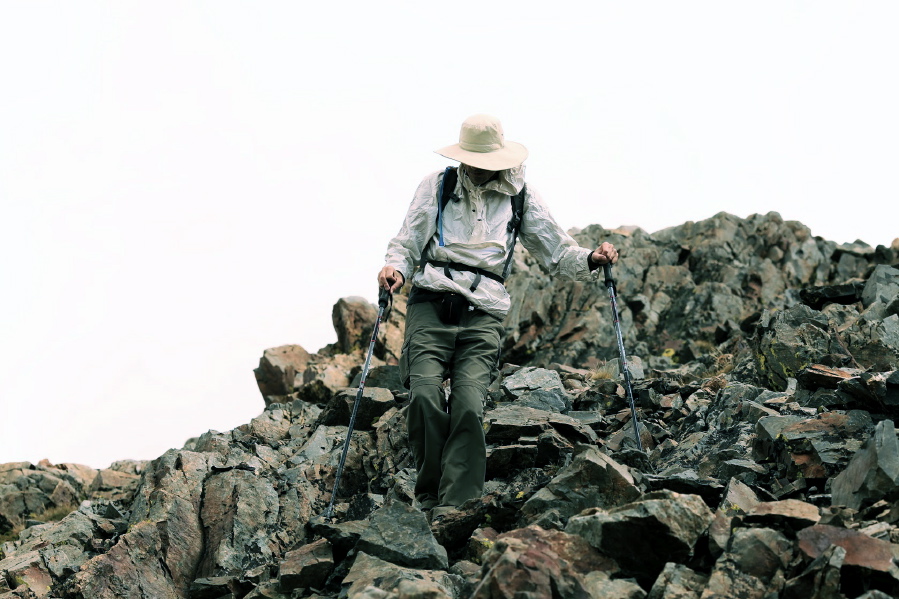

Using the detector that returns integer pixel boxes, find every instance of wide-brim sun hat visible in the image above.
[435,114,529,171]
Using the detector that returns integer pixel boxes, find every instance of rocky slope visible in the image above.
[2,211,899,599]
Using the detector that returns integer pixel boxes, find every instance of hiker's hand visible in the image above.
[378,266,405,292]
[590,242,618,269]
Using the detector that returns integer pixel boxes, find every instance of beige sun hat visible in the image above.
[435,114,529,171]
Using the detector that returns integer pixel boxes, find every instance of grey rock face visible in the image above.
[831,419,899,510]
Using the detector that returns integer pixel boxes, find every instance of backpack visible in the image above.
[419,166,526,291]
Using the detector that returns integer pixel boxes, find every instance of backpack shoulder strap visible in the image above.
[440,166,458,212]
[501,184,526,280]
[419,167,458,269]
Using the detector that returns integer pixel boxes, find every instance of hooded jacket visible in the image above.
[384,166,597,319]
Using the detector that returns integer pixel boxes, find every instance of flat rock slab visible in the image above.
[310,519,368,557]
[484,405,597,445]
[745,499,821,530]
[798,524,895,573]
[355,500,447,570]
[501,367,568,399]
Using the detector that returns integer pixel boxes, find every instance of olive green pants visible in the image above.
[400,299,504,510]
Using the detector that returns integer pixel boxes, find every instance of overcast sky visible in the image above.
[2,2,897,469]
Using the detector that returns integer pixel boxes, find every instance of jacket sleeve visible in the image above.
[517,185,596,282]
[384,173,440,279]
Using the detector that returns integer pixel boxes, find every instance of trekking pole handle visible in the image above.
[378,288,391,308]
[602,262,615,289]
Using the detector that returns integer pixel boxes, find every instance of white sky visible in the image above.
[2,2,897,469]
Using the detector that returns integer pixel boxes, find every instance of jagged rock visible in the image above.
[566,490,713,583]
[71,520,182,598]
[467,527,498,565]
[341,552,459,599]
[189,576,254,599]
[515,389,571,413]
[753,411,874,480]
[718,478,761,515]
[297,358,357,405]
[647,563,709,599]
[0,550,52,597]
[831,419,899,510]
[0,463,86,530]
[702,527,793,599]
[521,446,640,524]
[355,500,447,570]
[862,265,899,309]
[486,445,538,478]
[119,450,212,596]
[310,519,368,560]
[254,344,311,396]
[471,526,618,599]
[782,544,845,599]
[800,282,865,311]
[196,467,280,577]
[755,304,841,391]
[278,538,333,591]
[318,387,396,431]
[583,571,646,598]
[350,366,405,394]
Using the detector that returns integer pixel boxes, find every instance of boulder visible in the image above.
[278,539,333,591]
[332,296,378,354]
[566,491,713,584]
[521,446,640,524]
[472,526,618,599]
[702,527,793,599]
[354,500,447,570]
[341,552,458,599]
[317,387,396,431]
[254,344,310,396]
[647,563,709,599]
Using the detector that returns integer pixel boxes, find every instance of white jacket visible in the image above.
[384,166,597,319]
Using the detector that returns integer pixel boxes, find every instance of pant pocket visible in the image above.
[399,338,412,389]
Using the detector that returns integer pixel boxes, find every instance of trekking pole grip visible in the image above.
[378,288,391,308]
[602,262,614,288]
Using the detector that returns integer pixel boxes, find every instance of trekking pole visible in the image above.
[602,263,644,452]
[323,288,391,522]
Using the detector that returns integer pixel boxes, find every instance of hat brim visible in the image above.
[434,140,528,171]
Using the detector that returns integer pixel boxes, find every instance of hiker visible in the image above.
[377,114,618,520]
